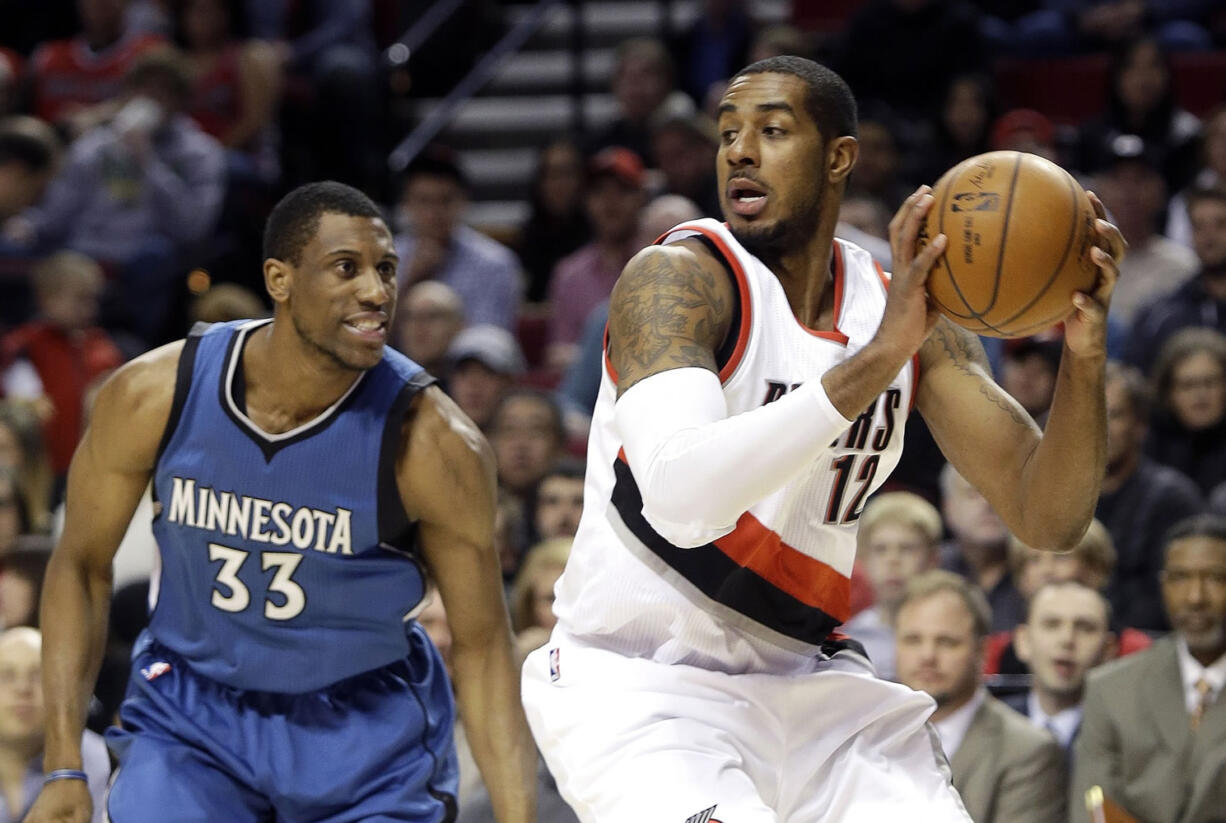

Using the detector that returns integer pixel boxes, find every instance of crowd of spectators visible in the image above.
[1,1,1226,821]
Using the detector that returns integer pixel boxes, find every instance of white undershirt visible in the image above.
[1026,690,1082,750]
[1176,637,1226,714]
[932,687,986,760]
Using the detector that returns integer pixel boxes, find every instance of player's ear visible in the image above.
[828,136,858,185]
[264,258,292,305]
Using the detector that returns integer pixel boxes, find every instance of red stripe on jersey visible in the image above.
[713,512,851,621]
[674,223,753,382]
[603,322,618,384]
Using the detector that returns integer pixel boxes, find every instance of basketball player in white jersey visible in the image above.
[522,56,1125,822]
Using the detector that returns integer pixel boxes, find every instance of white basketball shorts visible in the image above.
[522,634,972,823]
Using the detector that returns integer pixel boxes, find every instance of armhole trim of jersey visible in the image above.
[377,371,438,550]
[679,225,753,383]
[153,327,205,467]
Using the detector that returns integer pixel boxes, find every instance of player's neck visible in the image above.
[771,223,838,330]
[244,321,363,425]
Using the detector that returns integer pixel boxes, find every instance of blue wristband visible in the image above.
[44,769,89,784]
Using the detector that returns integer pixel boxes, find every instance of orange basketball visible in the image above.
[919,151,1099,338]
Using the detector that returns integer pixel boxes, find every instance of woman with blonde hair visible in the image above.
[509,537,572,661]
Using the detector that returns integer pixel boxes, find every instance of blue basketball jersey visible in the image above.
[149,319,434,692]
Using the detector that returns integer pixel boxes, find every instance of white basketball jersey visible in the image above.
[553,219,917,675]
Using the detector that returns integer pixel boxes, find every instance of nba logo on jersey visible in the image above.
[685,804,722,823]
[549,648,561,682]
[140,661,171,681]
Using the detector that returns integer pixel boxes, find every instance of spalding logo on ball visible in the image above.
[917,150,1098,339]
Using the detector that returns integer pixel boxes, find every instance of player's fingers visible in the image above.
[1094,217,1128,263]
[1072,290,1108,326]
[1086,190,1108,221]
[892,191,935,268]
[1089,245,1119,301]
[888,186,925,244]
[910,232,947,283]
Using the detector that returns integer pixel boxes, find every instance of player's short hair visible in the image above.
[897,570,992,641]
[1024,579,1112,626]
[1164,513,1226,560]
[732,56,858,140]
[509,537,573,632]
[857,491,943,549]
[1007,518,1117,580]
[1105,359,1151,421]
[263,181,384,264]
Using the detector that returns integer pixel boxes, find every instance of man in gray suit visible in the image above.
[897,570,1066,823]
[1071,514,1226,823]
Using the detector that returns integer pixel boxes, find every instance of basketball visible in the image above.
[919,151,1099,338]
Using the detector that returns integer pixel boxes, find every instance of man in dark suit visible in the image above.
[1008,581,1115,759]
[897,570,1066,823]
[1071,514,1226,823]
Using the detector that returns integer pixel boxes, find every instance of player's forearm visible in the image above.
[1018,348,1106,549]
[822,338,915,420]
[452,639,537,823]
[39,548,113,770]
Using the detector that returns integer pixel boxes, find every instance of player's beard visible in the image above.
[290,308,371,373]
[729,169,825,264]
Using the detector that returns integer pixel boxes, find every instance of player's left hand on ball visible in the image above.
[1065,190,1126,358]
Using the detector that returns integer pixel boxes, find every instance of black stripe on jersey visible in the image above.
[377,371,437,551]
[691,234,742,373]
[610,458,840,648]
[150,324,206,501]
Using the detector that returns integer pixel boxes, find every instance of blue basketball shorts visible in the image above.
[105,625,457,823]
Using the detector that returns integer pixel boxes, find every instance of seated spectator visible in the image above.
[393,281,464,380]
[4,49,226,345]
[584,38,684,166]
[188,282,267,325]
[515,139,590,303]
[546,147,647,371]
[1076,36,1201,194]
[172,0,282,181]
[0,403,53,533]
[939,463,1026,633]
[835,193,892,268]
[650,112,721,218]
[0,118,61,224]
[1095,135,1198,325]
[394,145,522,331]
[489,389,565,508]
[1098,360,1203,630]
[531,458,585,544]
[989,108,1058,163]
[1166,105,1226,249]
[669,0,752,106]
[746,24,811,65]
[1007,581,1115,761]
[1000,334,1061,424]
[895,570,1066,823]
[0,536,51,628]
[1,252,123,478]
[0,466,25,560]
[509,537,571,662]
[27,0,165,131]
[1145,328,1226,494]
[1126,186,1226,373]
[1070,514,1226,823]
[843,491,942,681]
[0,627,111,822]
[445,325,525,432]
[912,72,998,188]
[1050,1,1213,56]
[990,520,1150,676]
[845,106,915,212]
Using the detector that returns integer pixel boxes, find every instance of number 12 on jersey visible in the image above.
[209,543,306,620]
[824,454,879,525]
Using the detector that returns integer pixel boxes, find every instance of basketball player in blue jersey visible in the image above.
[27,183,536,823]
[521,57,1128,821]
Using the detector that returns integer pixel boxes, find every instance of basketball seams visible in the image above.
[982,153,1024,318]
[991,162,1082,330]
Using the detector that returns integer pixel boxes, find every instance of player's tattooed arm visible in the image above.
[609,240,735,397]
[920,319,1032,427]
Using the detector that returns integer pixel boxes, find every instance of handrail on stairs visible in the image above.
[388,0,573,174]
[385,0,467,68]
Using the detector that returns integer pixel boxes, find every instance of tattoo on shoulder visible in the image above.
[925,321,1032,427]
[610,248,728,376]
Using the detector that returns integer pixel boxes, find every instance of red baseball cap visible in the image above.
[588,146,645,189]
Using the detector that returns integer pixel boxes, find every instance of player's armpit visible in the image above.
[608,240,735,397]
[915,319,1041,532]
